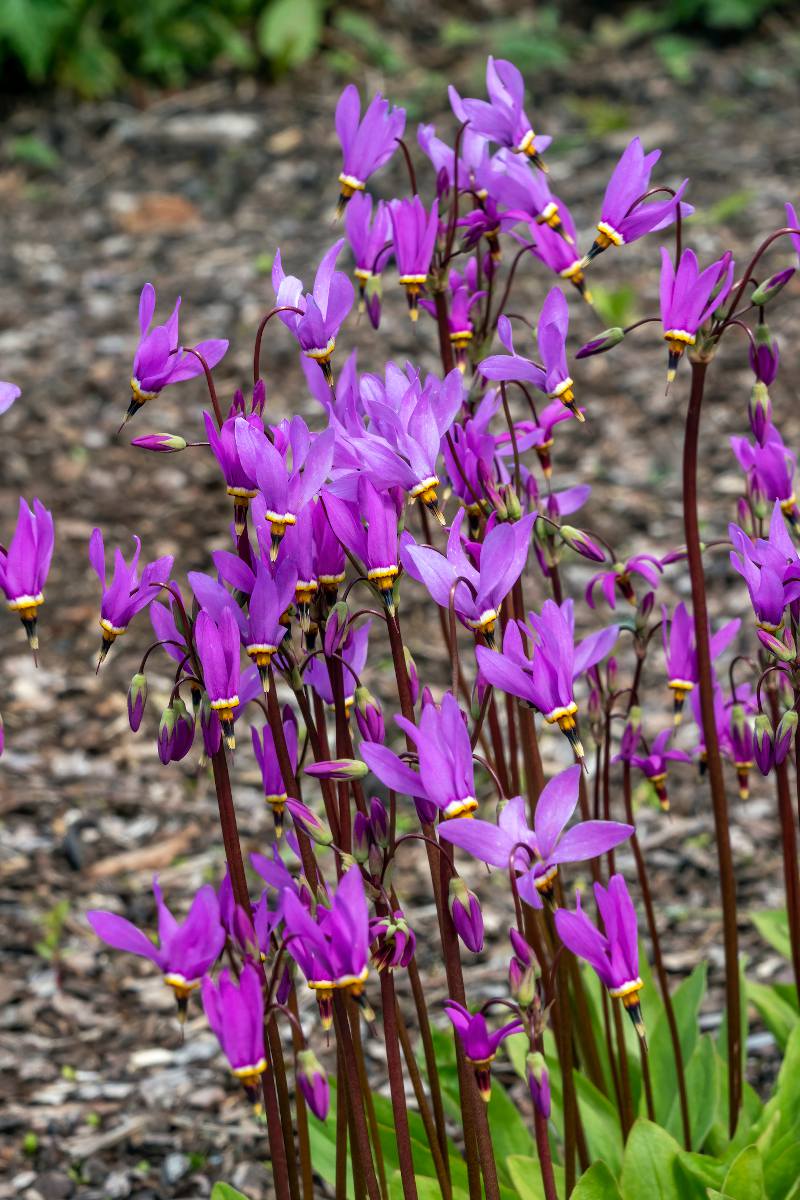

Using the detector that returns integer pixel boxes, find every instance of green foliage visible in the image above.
[34,898,70,961]
[589,285,639,330]
[0,0,328,96]
[210,1185,250,1200]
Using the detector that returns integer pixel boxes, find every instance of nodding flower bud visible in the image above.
[509,929,538,1007]
[503,485,522,522]
[748,382,772,446]
[305,758,369,781]
[127,672,148,732]
[449,878,484,953]
[324,601,350,658]
[753,713,774,776]
[619,706,643,760]
[526,1052,551,1118]
[285,798,334,846]
[131,433,188,453]
[369,797,389,848]
[296,1049,329,1121]
[352,811,371,864]
[639,591,655,622]
[403,647,420,706]
[757,625,796,662]
[751,267,796,307]
[354,685,385,743]
[158,699,194,764]
[575,326,625,359]
[560,525,606,563]
[370,910,416,971]
[736,496,755,538]
[775,710,798,766]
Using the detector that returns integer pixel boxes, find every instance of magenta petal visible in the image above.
[533,764,581,859]
[549,820,634,865]
[87,910,161,965]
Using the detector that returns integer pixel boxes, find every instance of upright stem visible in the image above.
[770,697,800,997]
[267,1021,301,1200]
[623,763,691,1148]
[407,958,451,1176]
[333,995,381,1200]
[211,750,250,911]
[533,1105,558,1200]
[683,360,742,1133]
[396,1002,453,1200]
[380,971,420,1200]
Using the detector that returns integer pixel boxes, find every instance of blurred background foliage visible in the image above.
[0,0,792,99]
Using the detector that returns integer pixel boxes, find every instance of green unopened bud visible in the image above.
[127,672,148,731]
[285,798,335,846]
[304,758,368,781]
[751,267,795,306]
[131,432,188,453]
[575,326,625,358]
[503,484,522,522]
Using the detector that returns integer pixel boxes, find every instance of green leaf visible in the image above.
[764,1139,800,1200]
[746,980,799,1052]
[211,1185,250,1200]
[257,0,322,71]
[720,1145,766,1199]
[751,910,792,961]
[620,1119,682,1200]
[506,1155,565,1200]
[575,1072,624,1178]
[649,963,706,1128]
[666,1034,719,1150]
[675,1148,726,1199]
[571,1160,624,1198]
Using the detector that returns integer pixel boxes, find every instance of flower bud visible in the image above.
[131,432,188,453]
[354,686,385,743]
[559,526,606,563]
[576,327,625,359]
[775,710,797,765]
[509,929,538,1006]
[324,601,350,658]
[736,496,755,537]
[753,713,774,776]
[750,322,779,389]
[526,1052,551,1118]
[751,267,795,307]
[748,381,772,445]
[369,797,389,848]
[757,626,796,662]
[296,1049,329,1121]
[503,484,522,522]
[619,706,643,761]
[200,693,222,757]
[403,648,420,706]
[304,758,368,781]
[127,672,148,732]
[449,878,484,953]
[352,812,371,864]
[285,798,334,846]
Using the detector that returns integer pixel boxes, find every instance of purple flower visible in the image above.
[0,498,54,655]
[127,283,228,423]
[443,999,523,1101]
[361,690,477,822]
[222,555,296,687]
[306,620,371,711]
[281,866,371,1029]
[205,397,263,534]
[402,508,534,642]
[476,598,618,760]
[495,399,574,480]
[439,765,632,907]
[585,554,663,611]
[195,606,242,749]
[626,728,692,811]
[323,480,401,613]
[729,503,800,636]
[442,392,500,516]
[583,138,689,267]
[127,672,148,731]
[236,415,334,557]
[660,248,734,385]
[345,192,393,322]
[527,1052,551,1119]
[555,874,646,1042]
[417,122,490,195]
[526,204,591,299]
[449,57,551,166]
[388,197,439,320]
[662,602,740,723]
[202,963,267,1091]
[488,148,569,239]
[731,425,798,523]
[481,289,580,421]
[0,381,21,414]
[88,878,224,1013]
[785,202,800,262]
[335,85,406,207]
[252,706,298,835]
[749,322,779,389]
[272,243,355,385]
[89,529,173,666]
[296,1049,329,1120]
